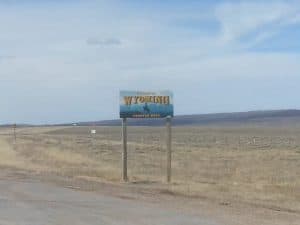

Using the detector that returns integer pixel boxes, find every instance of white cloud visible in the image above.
[215,1,300,45]
[86,37,122,46]
[0,55,15,62]
[123,52,300,86]
[1,1,299,85]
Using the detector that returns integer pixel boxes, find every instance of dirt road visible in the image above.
[0,172,299,225]
[0,175,220,225]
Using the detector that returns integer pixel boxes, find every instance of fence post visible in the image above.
[13,123,17,143]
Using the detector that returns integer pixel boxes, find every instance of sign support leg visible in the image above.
[122,118,128,182]
[166,116,172,183]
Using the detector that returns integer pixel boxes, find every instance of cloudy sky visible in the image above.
[1,0,300,124]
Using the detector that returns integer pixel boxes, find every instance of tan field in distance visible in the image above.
[0,125,299,212]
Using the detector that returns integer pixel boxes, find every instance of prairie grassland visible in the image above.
[0,125,299,211]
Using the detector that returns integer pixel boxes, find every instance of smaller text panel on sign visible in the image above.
[120,91,174,118]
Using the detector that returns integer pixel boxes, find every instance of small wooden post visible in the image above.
[13,123,17,143]
[122,118,128,182]
[166,116,172,183]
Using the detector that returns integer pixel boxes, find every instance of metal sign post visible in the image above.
[166,116,172,183]
[122,118,128,182]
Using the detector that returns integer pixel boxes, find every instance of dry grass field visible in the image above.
[0,125,299,212]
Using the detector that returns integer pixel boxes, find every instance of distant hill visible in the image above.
[0,124,34,128]
[3,110,300,127]
[65,109,300,127]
